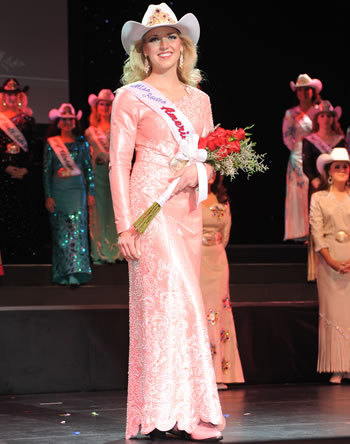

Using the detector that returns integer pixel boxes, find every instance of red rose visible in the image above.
[215,146,230,159]
[232,128,246,141]
[198,136,208,149]
[212,127,227,138]
[227,140,241,153]
[206,132,225,151]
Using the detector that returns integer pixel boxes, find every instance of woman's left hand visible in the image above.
[170,163,214,196]
[340,260,350,273]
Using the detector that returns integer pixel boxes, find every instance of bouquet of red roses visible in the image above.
[199,124,267,180]
[133,124,267,234]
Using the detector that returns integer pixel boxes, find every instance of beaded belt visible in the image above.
[335,231,350,243]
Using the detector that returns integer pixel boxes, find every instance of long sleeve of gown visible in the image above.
[109,88,138,234]
[282,110,295,151]
[42,142,53,199]
[309,194,328,252]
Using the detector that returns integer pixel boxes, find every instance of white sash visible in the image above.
[124,81,208,205]
[305,133,332,154]
[88,126,109,154]
[0,111,28,152]
[48,136,81,176]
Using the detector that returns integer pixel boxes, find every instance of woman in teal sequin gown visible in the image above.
[43,103,95,286]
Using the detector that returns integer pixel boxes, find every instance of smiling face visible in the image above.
[97,100,112,118]
[143,26,183,74]
[317,112,334,131]
[3,91,19,110]
[58,117,75,133]
[329,161,350,184]
[296,86,313,105]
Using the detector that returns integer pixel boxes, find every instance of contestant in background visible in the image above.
[282,73,322,242]
[303,100,345,198]
[302,100,345,281]
[0,78,37,260]
[310,148,350,384]
[200,173,245,390]
[109,3,225,441]
[43,104,95,287]
[85,89,122,264]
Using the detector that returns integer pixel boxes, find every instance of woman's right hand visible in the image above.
[5,165,21,179]
[45,197,56,213]
[311,177,321,190]
[327,258,348,274]
[118,226,141,261]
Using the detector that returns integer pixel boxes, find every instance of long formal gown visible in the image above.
[43,135,95,285]
[0,112,37,259]
[109,85,225,439]
[85,126,122,264]
[282,105,313,240]
[302,134,346,281]
[309,190,350,373]
[200,197,245,384]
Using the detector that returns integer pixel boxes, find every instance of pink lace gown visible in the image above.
[109,85,225,439]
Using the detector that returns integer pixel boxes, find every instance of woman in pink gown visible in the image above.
[282,73,322,242]
[109,3,225,441]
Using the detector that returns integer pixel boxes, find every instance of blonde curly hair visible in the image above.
[121,33,202,87]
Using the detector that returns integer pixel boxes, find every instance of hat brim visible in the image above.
[316,153,333,175]
[314,105,342,120]
[317,150,350,175]
[121,13,200,55]
[290,79,323,93]
[49,109,82,121]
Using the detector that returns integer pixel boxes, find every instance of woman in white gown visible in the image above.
[310,147,350,384]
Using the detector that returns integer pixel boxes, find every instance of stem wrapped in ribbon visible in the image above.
[133,134,208,234]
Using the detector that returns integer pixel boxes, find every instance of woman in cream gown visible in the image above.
[109,3,225,441]
[200,174,244,388]
[310,148,350,384]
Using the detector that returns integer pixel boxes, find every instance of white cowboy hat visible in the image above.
[49,103,82,121]
[313,99,342,120]
[121,3,200,55]
[88,89,114,107]
[290,73,323,93]
[316,147,350,175]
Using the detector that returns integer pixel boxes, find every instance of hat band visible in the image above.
[146,8,177,27]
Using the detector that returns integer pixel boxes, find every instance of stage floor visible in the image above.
[1,384,350,443]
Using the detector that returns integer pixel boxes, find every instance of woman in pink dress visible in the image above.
[282,73,322,242]
[109,3,225,441]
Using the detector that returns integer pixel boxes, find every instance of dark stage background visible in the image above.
[4,1,349,251]
[67,0,350,244]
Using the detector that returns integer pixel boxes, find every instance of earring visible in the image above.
[144,56,150,74]
[328,176,333,185]
[179,52,184,70]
